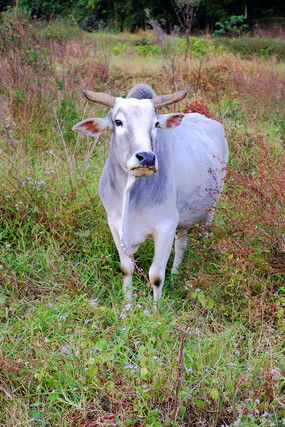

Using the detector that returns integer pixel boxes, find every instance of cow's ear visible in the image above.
[72,117,111,136]
[157,113,184,129]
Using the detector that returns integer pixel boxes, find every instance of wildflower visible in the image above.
[124,303,132,311]
[186,367,193,373]
[261,412,269,417]
[153,355,159,360]
[255,398,261,404]
[134,340,141,346]
[143,309,151,317]
[137,304,142,309]
[58,313,68,321]
[234,419,241,426]
[37,180,46,185]
[124,364,138,370]
[48,303,54,308]
[60,345,71,354]
[89,298,98,307]
[84,319,91,324]
[120,312,127,319]
[271,367,281,378]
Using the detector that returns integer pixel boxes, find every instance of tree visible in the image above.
[172,0,200,61]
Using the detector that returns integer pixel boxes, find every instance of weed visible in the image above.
[0,12,284,426]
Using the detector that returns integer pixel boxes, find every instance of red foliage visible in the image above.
[0,358,20,373]
[183,102,222,123]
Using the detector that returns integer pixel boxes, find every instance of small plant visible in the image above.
[213,15,249,36]
[133,44,161,56]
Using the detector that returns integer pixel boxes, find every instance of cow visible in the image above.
[72,83,228,305]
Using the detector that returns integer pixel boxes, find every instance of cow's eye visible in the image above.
[155,122,160,128]
[115,119,123,126]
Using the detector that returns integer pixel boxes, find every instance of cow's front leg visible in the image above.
[149,221,177,306]
[108,220,135,302]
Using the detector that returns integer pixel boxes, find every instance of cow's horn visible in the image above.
[82,90,116,107]
[152,89,188,108]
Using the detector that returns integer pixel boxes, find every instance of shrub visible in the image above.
[214,37,285,60]
[133,43,161,56]
[213,15,249,36]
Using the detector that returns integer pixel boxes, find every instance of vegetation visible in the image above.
[0,11,284,427]
[0,0,284,33]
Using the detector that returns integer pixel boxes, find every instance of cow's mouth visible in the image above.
[130,166,158,177]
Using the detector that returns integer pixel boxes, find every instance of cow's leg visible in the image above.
[149,222,177,305]
[171,228,189,275]
[203,208,215,237]
[108,221,135,302]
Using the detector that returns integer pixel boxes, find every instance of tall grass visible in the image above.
[0,11,284,427]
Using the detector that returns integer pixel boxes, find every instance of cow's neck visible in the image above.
[106,155,136,254]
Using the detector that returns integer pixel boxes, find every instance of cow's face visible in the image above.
[110,98,158,177]
[73,97,184,178]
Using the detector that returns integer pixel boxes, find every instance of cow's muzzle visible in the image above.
[135,152,156,167]
[130,151,158,177]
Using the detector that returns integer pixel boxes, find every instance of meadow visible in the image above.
[0,11,284,426]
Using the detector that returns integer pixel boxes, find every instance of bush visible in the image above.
[214,37,285,60]
[133,44,161,56]
[213,15,248,36]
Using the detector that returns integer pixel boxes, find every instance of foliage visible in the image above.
[213,15,248,36]
[0,0,281,33]
[214,37,285,61]
[0,13,284,426]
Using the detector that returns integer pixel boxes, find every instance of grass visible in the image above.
[0,11,284,427]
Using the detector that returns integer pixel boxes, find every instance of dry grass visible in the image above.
[0,11,284,427]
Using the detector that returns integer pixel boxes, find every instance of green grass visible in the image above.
[214,36,285,60]
[0,12,284,427]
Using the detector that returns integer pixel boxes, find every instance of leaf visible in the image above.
[140,367,148,376]
[210,388,219,400]
[207,298,215,309]
[30,410,44,419]
[196,400,205,409]
[197,292,206,308]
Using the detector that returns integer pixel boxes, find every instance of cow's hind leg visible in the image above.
[171,228,189,275]
[149,222,177,305]
[203,208,215,237]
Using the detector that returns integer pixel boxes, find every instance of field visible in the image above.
[0,11,284,427]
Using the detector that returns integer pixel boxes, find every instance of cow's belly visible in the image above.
[175,161,226,228]
[177,190,215,228]
[127,207,178,247]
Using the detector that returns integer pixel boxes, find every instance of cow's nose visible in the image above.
[136,152,156,167]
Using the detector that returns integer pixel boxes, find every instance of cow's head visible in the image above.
[72,88,187,177]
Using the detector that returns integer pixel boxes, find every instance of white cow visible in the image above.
[73,84,228,304]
